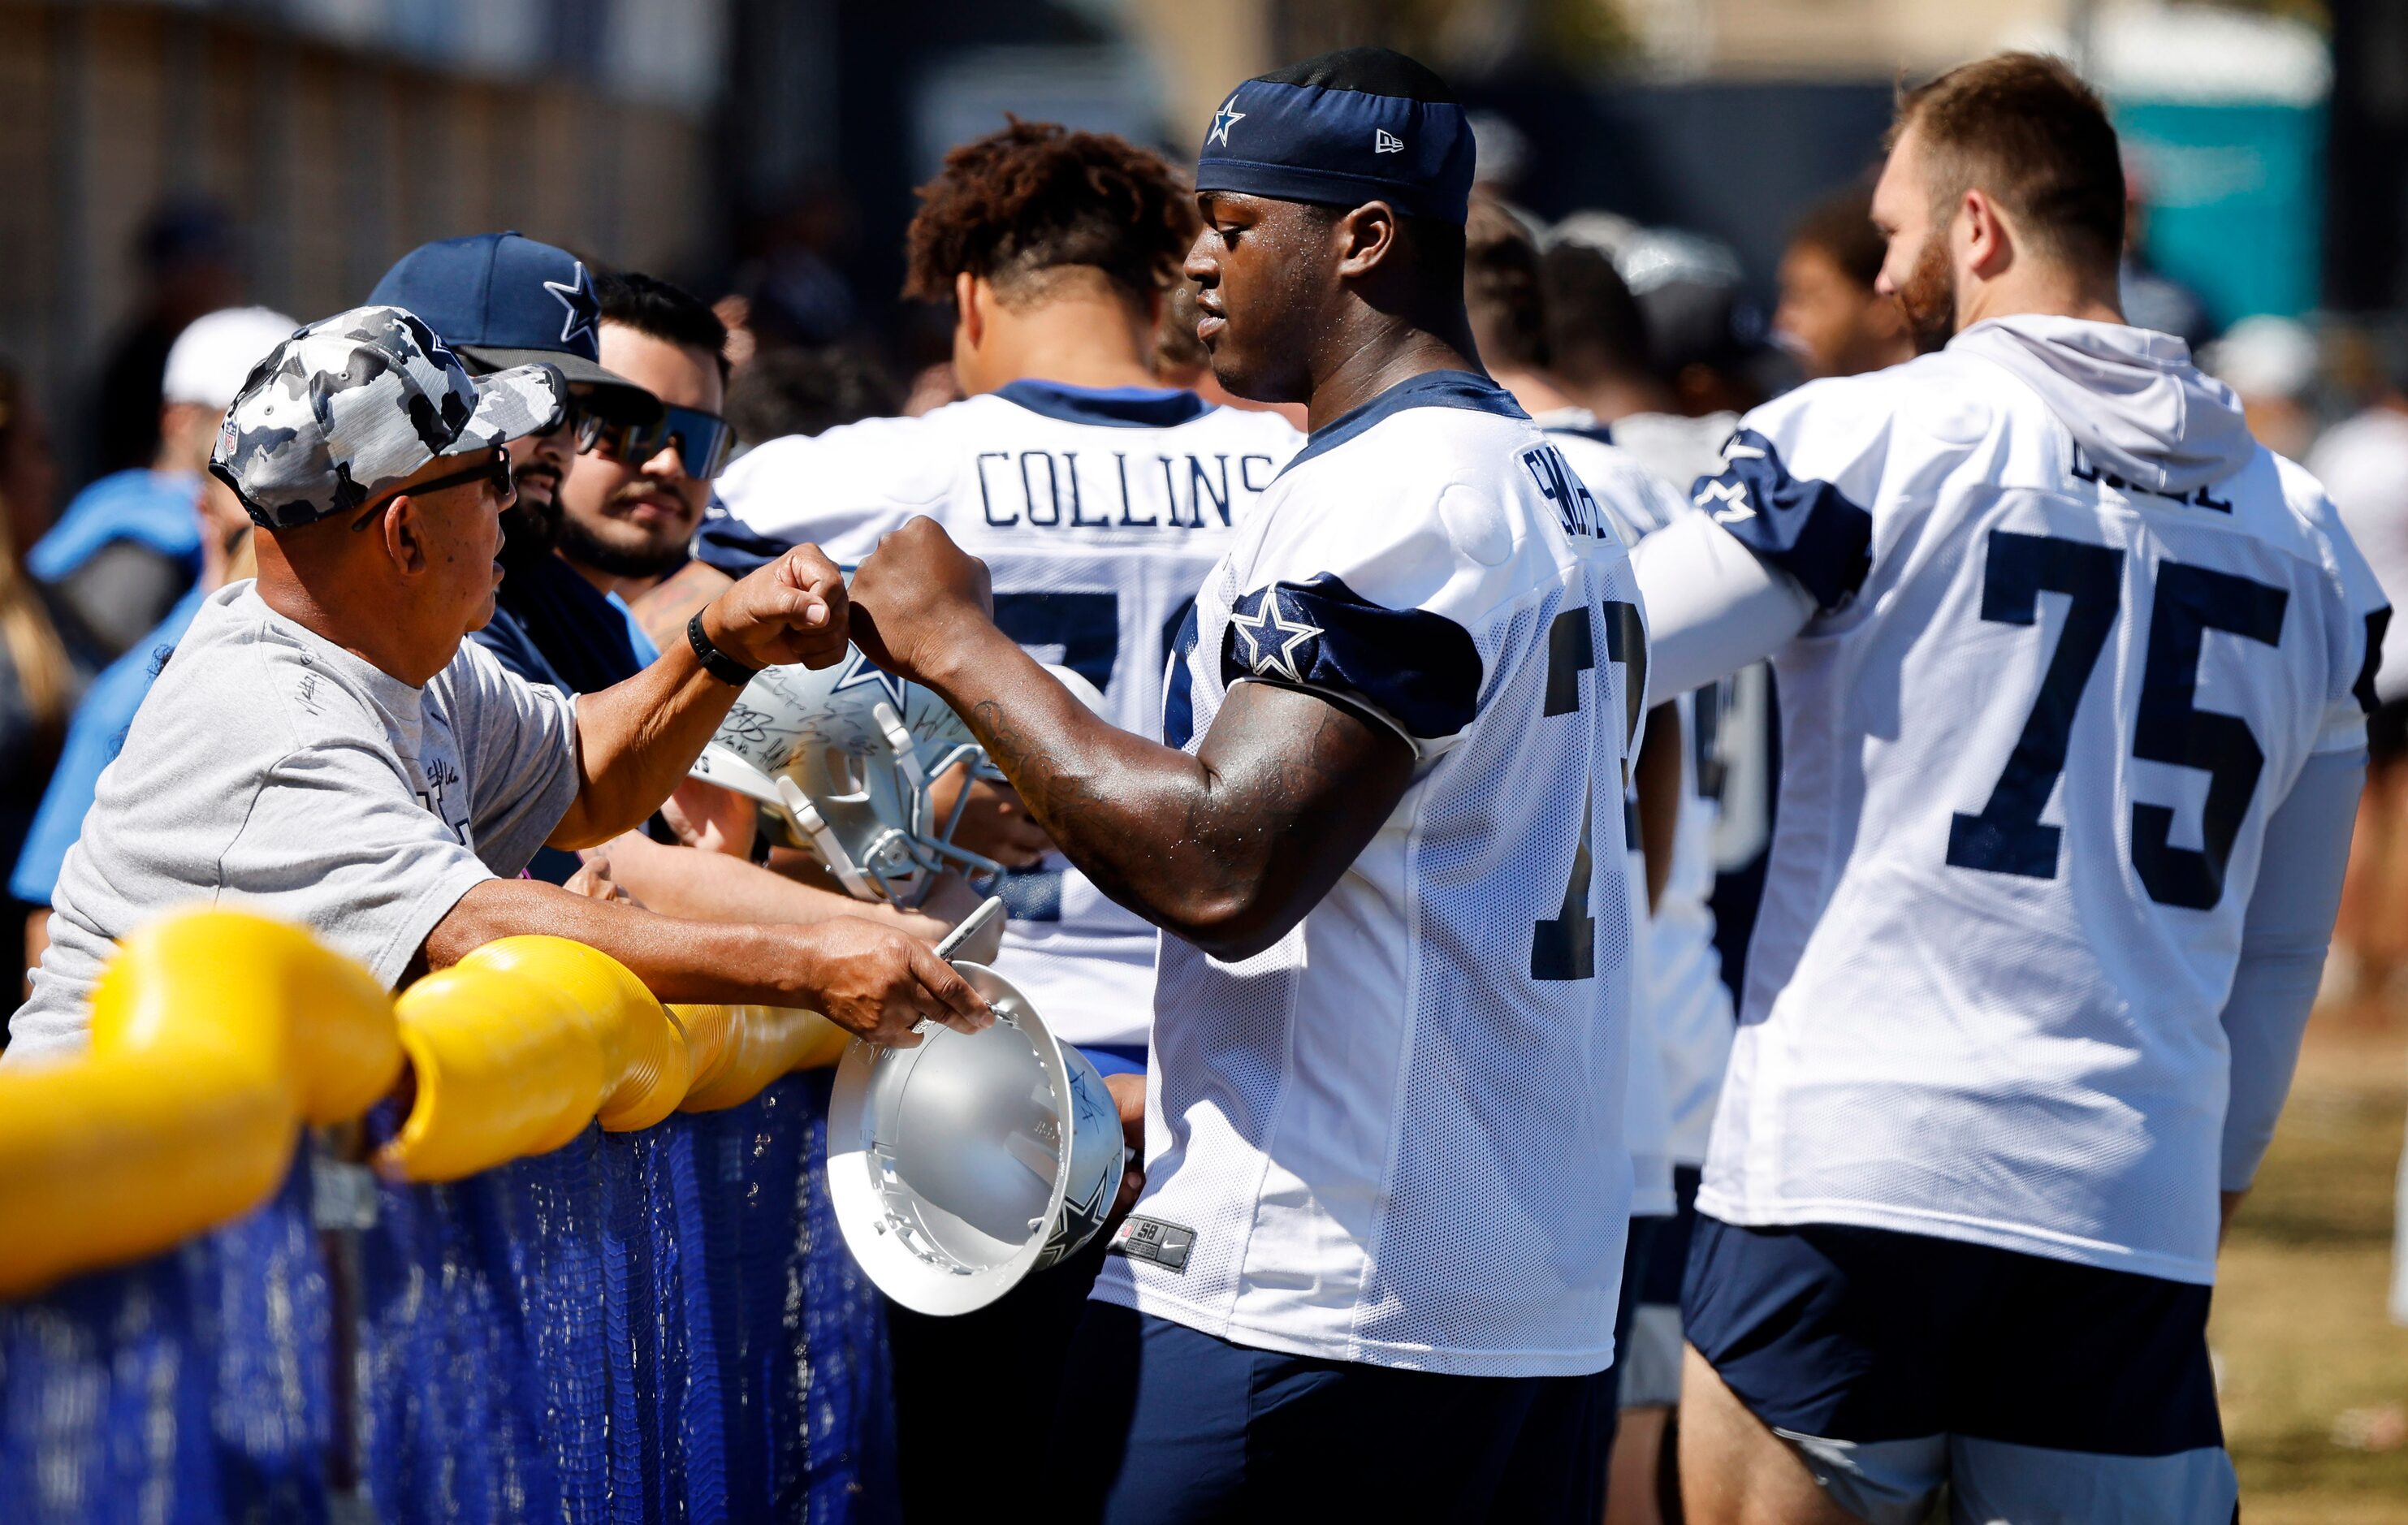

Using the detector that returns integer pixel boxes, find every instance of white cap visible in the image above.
[2202,314,2319,403]
[162,306,300,410]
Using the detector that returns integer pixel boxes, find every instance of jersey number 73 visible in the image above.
[1531,598,1647,980]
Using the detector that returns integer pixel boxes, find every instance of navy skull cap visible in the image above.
[1195,48,1476,226]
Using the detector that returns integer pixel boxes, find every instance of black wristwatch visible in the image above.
[687,611,760,686]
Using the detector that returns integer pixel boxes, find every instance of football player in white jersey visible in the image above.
[1463,197,1736,1525]
[1467,198,1740,1523]
[688,122,1299,1520]
[846,47,1660,1523]
[1630,55,2386,1524]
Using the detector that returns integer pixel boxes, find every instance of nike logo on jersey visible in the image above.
[1375,129,1405,153]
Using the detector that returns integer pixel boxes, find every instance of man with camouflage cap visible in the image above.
[6,305,988,1064]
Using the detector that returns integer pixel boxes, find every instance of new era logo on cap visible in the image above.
[1375,128,1404,153]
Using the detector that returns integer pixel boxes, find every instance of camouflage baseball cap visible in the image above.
[209,304,568,529]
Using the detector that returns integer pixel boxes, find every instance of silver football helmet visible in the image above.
[689,646,995,906]
[828,961,1128,1315]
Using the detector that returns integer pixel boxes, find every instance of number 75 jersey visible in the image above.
[1101,373,1650,1376]
[1692,318,2387,1286]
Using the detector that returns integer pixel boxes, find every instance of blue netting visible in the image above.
[0,1072,893,1524]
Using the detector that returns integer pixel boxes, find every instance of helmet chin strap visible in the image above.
[776,777,880,901]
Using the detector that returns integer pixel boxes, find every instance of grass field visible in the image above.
[2215,1010,2408,1523]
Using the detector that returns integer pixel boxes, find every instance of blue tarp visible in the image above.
[0,1072,895,1524]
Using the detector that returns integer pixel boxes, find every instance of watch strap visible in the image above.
[687,611,761,687]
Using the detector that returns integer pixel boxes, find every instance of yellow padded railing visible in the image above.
[0,908,850,1296]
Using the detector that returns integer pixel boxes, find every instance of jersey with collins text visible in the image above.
[1692,330,2384,1284]
[1092,371,1647,1376]
[711,382,1302,1048]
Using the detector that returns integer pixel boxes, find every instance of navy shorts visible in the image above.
[1683,1215,2237,1525]
[1047,1304,1614,1524]
[1617,1164,1700,1410]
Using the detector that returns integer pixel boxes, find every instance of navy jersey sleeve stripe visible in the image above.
[1217,573,1481,741]
[2356,607,2392,714]
[1163,603,1202,750]
[1693,428,1874,613]
[694,514,794,577]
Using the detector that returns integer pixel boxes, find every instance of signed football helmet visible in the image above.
[689,646,994,905]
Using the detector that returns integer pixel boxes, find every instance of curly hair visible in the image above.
[903,119,1198,308]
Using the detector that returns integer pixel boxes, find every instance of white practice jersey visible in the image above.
[1093,372,1648,1377]
[1608,412,1779,878]
[1693,316,2386,1284]
[1541,409,1714,1209]
[711,381,1301,1048]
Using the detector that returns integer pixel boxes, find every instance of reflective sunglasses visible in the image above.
[582,404,736,481]
[350,445,516,529]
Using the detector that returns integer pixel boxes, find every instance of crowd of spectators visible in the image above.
[8,189,2408,1045]
[0,209,1006,1041]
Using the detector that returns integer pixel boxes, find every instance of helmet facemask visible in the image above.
[690,651,1001,908]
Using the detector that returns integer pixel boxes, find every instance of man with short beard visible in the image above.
[369,233,664,694]
[1632,54,2384,1523]
[374,241,987,942]
[487,270,733,696]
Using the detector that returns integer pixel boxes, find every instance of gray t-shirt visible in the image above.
[7,581,580,1063]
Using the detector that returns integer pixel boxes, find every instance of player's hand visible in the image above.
[783,917,992,1047]
[914,871,1007,961]
[564,853,636,905]
[847,517,994,683]
[659,778,758,858]
[701,544,850,671]
[931,767,1053,868]
[1105,1071,1148,1223]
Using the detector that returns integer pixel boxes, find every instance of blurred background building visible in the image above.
[7,0,2399,485]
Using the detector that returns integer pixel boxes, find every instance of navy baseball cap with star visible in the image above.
[1195,47,1476,226]
[370,231,657,421]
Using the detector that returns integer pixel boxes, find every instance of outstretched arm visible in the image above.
[850,520,1413,961]
[419,876,989,1045]
[549,546,849,849]
[2216,746,2364,1238]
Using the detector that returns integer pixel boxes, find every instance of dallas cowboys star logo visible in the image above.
[830,649,910,712]
[1230,585,1323,682]
[543,261,599,348]
[1208,95,1246,148]
[1695,477,1754,522]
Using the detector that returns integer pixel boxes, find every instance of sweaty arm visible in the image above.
[841,513,1415,961]
[588,832,1003,961]
[548,546,847,849]
[912,633,1411,961]
[1629,511,1816,702]
[420,877,988,1045]
[2219,747,2364,1203]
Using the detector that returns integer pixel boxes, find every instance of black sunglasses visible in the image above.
[350,446,516,530]
[583,404,736,481]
